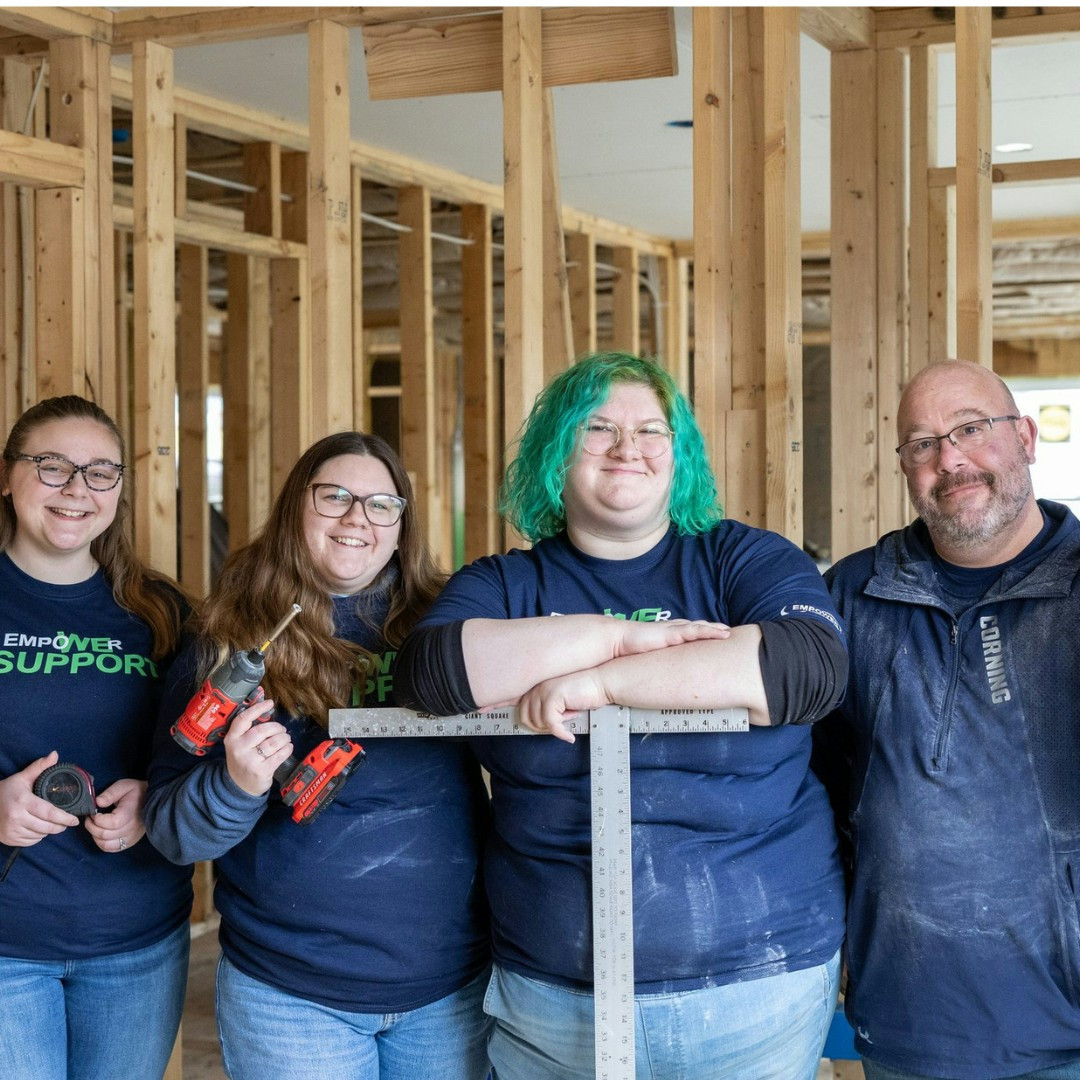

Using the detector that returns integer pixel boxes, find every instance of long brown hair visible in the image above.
[201,431,445,726]
[0,395,187,659]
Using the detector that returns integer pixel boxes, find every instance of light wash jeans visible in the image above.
[863,1057,1080,1080]
[216,954,492,1080]
[485,948,841,1080]
[0,922,189,1080]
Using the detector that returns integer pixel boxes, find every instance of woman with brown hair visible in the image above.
[145,431,491,1080]
[0,395,192,1079]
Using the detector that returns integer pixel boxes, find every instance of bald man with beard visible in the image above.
[813,360,1080,1080]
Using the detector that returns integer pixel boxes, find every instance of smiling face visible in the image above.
[562,381,675,557]
[897,361,1041,565]
[2,416,123,580]
[302,453,402,594]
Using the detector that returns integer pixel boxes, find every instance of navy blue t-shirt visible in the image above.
[413,523,846,992]
[145,593,491,1013]
[0,553,193,960]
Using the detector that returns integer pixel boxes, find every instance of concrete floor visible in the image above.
[176,927,861,1080]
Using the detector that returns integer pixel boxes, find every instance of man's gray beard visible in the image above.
[911,441,1033,551]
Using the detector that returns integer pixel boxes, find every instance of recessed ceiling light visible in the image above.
[995,142,1034,153]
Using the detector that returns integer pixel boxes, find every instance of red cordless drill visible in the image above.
[171,605,302,756]
[170,604,365,824]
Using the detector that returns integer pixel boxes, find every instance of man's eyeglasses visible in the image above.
[895,416,1020,468]
[580,420,674,460]
[309,484,406,526]
[11,453,125,491]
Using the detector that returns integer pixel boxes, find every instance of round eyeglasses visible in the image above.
[895,415,1020,468]
[309,484,406,526]
[11,453,125,491]
[580,420,674,460]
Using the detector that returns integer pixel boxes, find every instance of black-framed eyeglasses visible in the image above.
[10,453,125,491]
[309,484,406,526]
[580,420,674,460]
[895,415,1020,468]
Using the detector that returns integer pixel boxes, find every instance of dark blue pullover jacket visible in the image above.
[814,500,1080,1078]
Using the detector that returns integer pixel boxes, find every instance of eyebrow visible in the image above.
[898,408,988,442]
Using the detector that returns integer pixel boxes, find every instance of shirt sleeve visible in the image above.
[758,617,848,726]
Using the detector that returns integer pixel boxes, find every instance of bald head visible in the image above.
[898,361,1019,446]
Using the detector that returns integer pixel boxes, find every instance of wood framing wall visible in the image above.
[0,3,1078,573]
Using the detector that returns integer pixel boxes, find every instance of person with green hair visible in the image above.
[397,351,847,1079]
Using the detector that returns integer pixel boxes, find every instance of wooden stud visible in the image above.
[113,229,131,450]
[763,8,802,544]
[49,35,114,411]
[271,256,311,497]
[658,254,689,393]
[351,165,365,429]
[34,187,85,399]
[397,185,439,556]
[307,19,352,435]
[131,40,176,574]
[955,8,993,366]
[908,45,936,377]
[281,150,308,242]
[501,6,545,515]
[541,89,573,382]
[729,6,766,526]
[692,6,732,482]
[830,47,878,560]
[0,128,84,187]
[611,245,640,355]
[363,8,676,100]
[178,243,210,597]
[436,346,456,564]
[173,113,187,218]
[566,231,596,358]
[876,6,1080,49]
[461,202,500,561]
[928,184,957,362]
[876,48,907,535]
[243,141,282,238]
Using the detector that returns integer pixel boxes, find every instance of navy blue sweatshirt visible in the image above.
[144,594,490,1012]
[0,553,192,959]
[400,524,846,993]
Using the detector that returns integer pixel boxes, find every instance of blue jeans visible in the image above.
[486,949,841,1080]
[216,954,492,1080]
[863,1058,1080,1080]
[0,922,189,1080]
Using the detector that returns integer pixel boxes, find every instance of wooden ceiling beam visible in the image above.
[930,158,1080,188]
[110,7,494,52]
[876,7,1080,48]
[800,8,874,52]
[364,7,676,100]
[0,8,111,43]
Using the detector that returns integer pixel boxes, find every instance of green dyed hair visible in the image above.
[500,352,723,542]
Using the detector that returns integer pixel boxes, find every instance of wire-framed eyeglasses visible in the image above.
[309,484,406,526]
[895,415,1020,468]
[580,420,674,460]
[11,453,125,491]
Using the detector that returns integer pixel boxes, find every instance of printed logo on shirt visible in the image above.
[601,608,672,622]
[0,629,157,678]
[779,604,842,635]
[979,615,1012,704]
[351,649,395,705]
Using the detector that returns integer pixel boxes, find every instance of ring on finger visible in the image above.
[256,744,264,757]
[118,837,126,852]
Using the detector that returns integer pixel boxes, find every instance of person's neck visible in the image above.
[565,517,670,561]
[931,498,1044,568]
[5,540,98,584]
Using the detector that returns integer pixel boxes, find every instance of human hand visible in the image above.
[517,669,611,744]
[612,618,730,660]
[223,697,293,797]
[85,778,146,854]
[0,751,79,847]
